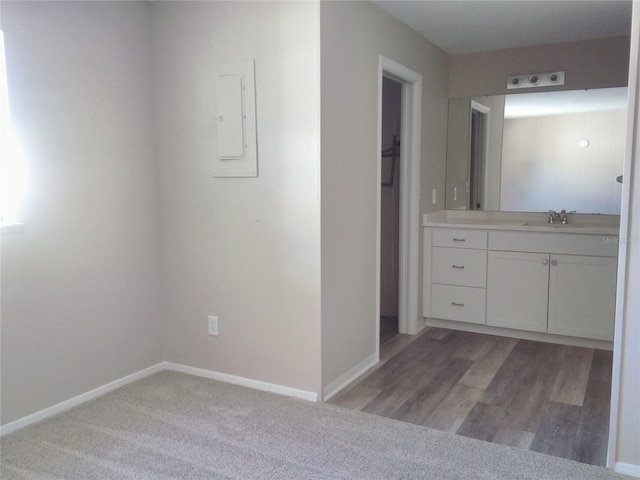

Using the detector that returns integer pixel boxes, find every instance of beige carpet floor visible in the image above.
[0,371,633,479]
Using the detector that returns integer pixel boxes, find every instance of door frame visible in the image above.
[376,56,423,357]
[607,2,639,473]
[469,100,490,210]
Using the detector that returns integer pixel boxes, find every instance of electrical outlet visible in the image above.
[453,186,457,201]
[432,189,437,204]
[208,315,219,336]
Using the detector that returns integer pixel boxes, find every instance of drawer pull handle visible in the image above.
[452,238,466,242]
[452,265,465,269]
[451,302,465,307]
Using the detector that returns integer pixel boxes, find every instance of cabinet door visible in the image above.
[487,251,549,332]
[548,254,617,341]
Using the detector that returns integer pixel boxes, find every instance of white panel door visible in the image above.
[487,250,549,332]
[548,254,617,341]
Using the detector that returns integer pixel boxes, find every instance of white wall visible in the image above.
[450,36,630,98]
[444,97,470,210]
[320,1,448,390]
[501,110,626,214]
[1,1,162,424]
[445,95,505,211]
[447,37,628,214]
[153,2,322,395]
[481,95,506,211]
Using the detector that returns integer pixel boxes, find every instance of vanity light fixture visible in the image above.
[507,71,565,90]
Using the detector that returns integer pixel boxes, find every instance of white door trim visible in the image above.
[607,2,638,471]
[470,100,491,211]
[377,56,423,359]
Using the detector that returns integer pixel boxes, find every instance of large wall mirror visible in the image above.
[445,87,627,214]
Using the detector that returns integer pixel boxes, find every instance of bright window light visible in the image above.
[1,29,28,228]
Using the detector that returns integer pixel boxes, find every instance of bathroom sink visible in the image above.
[522,221,583,228]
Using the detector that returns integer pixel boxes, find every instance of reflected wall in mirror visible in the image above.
[445,87,627,214]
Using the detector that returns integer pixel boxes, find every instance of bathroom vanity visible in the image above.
[423,211,620,348]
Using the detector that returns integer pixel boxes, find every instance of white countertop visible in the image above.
[423,211,620,236]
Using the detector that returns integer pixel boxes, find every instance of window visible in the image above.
[1,30,28,230]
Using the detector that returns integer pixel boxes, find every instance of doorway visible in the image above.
[380,77,402,344]
[469,101,490,210]
[376,56,423,357]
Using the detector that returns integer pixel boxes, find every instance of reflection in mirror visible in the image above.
[469,101,489,210]
[445,87,627,214]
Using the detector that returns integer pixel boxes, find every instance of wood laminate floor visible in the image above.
[329,327,612,467]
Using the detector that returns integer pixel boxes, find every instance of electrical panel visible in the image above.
[213,60,257,177]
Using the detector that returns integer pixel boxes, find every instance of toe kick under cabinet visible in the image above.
[424,227,619,342]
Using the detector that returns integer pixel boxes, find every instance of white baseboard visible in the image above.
[163,362,318,402]
[615,462,640,478]
[322,352,378,401]
[1,362,319,436]
[0,363,165,436]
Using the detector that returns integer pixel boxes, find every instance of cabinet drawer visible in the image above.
[432,247,487,287]
[433,228,487,250]
[431,284,486,324]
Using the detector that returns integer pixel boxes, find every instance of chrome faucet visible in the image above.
[548,210,561,224]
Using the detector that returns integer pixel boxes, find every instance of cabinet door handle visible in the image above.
[451,302,464,307]
[452,238,466,242]
[542,258,549,265]
[551,259,558,266]
[452,264,465,269]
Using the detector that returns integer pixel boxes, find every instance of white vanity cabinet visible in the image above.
[486,231,618,341]
[423,222,619,346]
